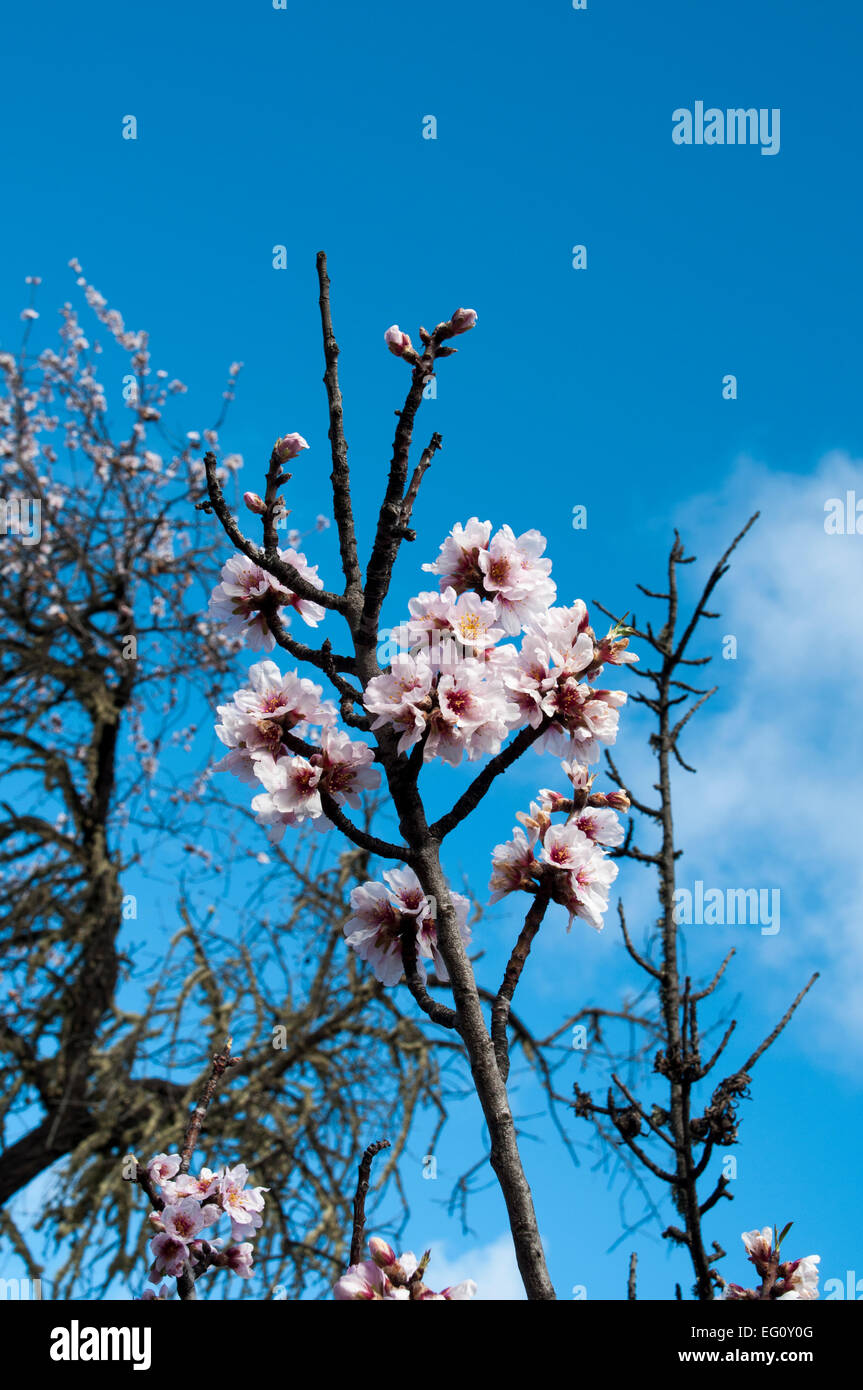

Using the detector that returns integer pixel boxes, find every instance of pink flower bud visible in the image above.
[384,325,413,357]
[368,1236,397,1269]
[243,492,266,515]
[606,790,631,812]
[273,433,309,462]
[450,307,477,334]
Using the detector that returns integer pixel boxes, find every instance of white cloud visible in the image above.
[425,1231,529,1300]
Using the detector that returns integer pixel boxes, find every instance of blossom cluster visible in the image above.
[364,519,635,765]
[722,1226,820,1300]
[489,760,628,930]
[343,866,471,985]
[334,1237,476,1301]
[213,659,380,840]
[143,1153,267,1289]
[209,546,326,652]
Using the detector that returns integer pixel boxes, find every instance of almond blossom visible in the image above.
[147,1153,181,1186]
[214,662,336,784]
[219,1163,269,1241]
[722,1225,820,1301]
[161,1197,220,1243]
[149,1233,191,1280]
[209,546,325,651]
[489,828,538,904]
[333,1258,407,1300]
[422,518,556,636]
[143,1153,268,1289]
[363,651,434,754]
[421,516,491,592]
[311,727,380,807]
[250,753,324,838]
[476,525,556,635]
[488,761,624,932]
[334,1237,476,1301]
[343,870,471,986]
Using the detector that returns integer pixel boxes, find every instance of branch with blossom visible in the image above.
[201,252,642,1300]
[333,1139,476,1301]
[126,1041,269,1300]
[720,1225,820,1301]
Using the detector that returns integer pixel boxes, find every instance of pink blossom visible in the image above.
[382,866,429,919]
[224,1243,255,1278]
[147,1152,181,1186]
[214,663,335,783]
[273,433,309,462]
[161,1197,220,1243]
[448,591,505,653]
[572,806,624,847]
[334,1260,405,1300]
[538,681,626,761]
[477,526,556,635]
[489,830,539,903]
[425,658,519,765]
[333,1239,476,1300]
[384,325,413,357]
[232,661,334,732]
[418,889,472,982]
[344,873,471,986]
[546,835,618,931]
[368,1237,397,1268]
[218,1165,268,1235]
[251,753,324,834]
[777,1255,820,1300]
[209,547,325,651]
[742,1227,774,1268]
[278,546,326,628]
[148,1234,189,1281]
[439,1279,478,1299]
[343,881,404,985]
[209,553,289,651]
[363,652,434,754]
[540,823,595,873]
[311,727,380,807]
[422,516,491,592]
[595,626,639,667]
[172,1167,220,1201]
[407,588,505,671]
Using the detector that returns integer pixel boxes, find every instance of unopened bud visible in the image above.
[606,790,631,812]
[450,307,477,334]
[243,491,266,515]
[273,433,309,462]
[368,1236,397,1269]
[384,325,414,357]
[538,789,571,812]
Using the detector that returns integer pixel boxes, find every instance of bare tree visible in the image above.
[0,271,450,1297]
[573,519,819,1298]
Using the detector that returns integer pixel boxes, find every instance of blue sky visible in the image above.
[2,0,862,1299]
